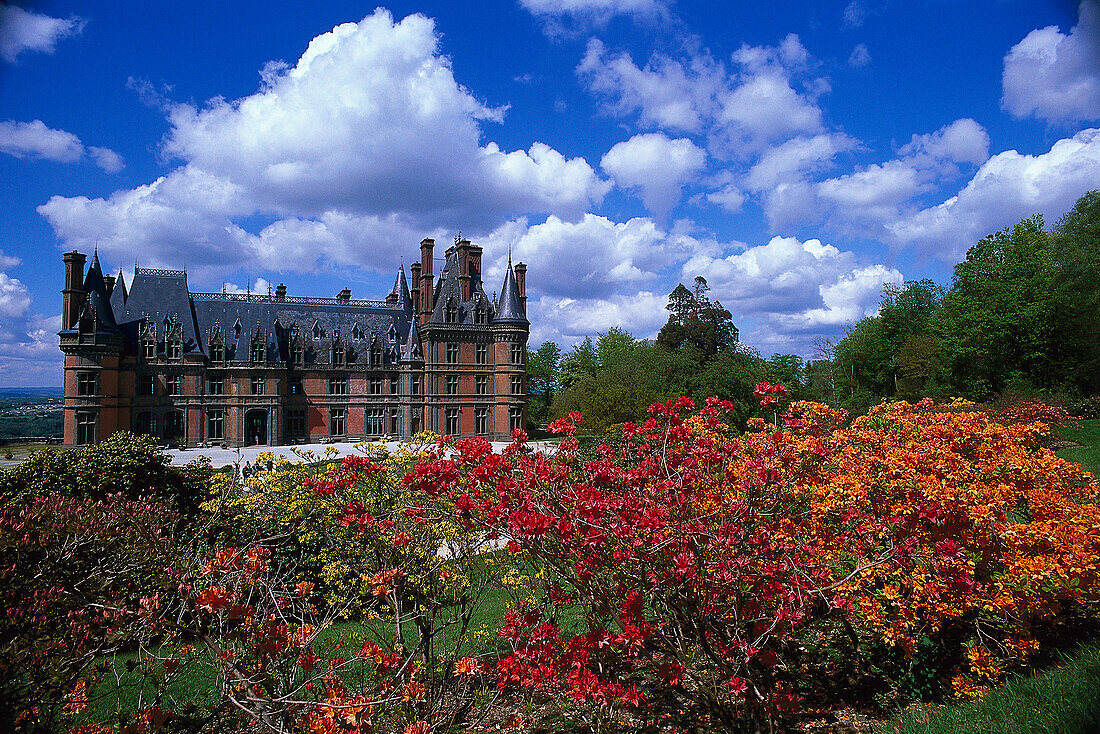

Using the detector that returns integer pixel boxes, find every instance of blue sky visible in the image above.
[0,0,1098,386]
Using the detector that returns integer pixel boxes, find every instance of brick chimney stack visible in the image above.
[336,287,351,303]
[275,283,287,301]
[456,238,482,301]
[410,262,422,313]
[514,262,527,315]
[62,250,86,330]
[419,238,435,323]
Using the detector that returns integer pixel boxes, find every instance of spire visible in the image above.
[493,260,528,325]
[400,318,423,362]
[393,265,412,312]
[80,250,121,334]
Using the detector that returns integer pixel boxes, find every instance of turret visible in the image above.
[493,258,529,325]
[62,250,86,331]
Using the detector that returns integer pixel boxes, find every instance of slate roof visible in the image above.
[494,259,528,325]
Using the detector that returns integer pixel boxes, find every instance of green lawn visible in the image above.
[1058,418,1100,477]
[879,641,1100,734]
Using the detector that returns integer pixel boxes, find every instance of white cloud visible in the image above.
[843,1,870,28]
[577,34,830,158]
[896,117,989,168]
[0,271,31,318]
[0,6,84,63]
[0,119,83,162]
[601,133,706,217]
[39,10,608,277]
[0,119,123,172]
[848,43,871,67]
[1002,1,1100,124]
[520,0,669,35]
[223,277,274,295]
[889,127,1100,258]
[0,251,20,269]
[527,291,670,346]
[483,214,712,301]
[684,234,902,335]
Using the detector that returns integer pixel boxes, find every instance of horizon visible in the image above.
[1,0,1098,387]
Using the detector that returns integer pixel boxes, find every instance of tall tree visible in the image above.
[1050,190,1100,394]
[657,277,738,359]
[526,341,562,427]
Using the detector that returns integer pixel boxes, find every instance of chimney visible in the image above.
[514,262,527,315]
[336,288,351,303]
[275,283,287,301]
[457,238,473,301]
[62,250,87,330]
[410,261,422,313]
[419,238,435,323]
[103,274,116,298]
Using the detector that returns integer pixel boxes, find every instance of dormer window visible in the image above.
[353,323,364,341]
[233,319,242,340]
[475,304,487,324]
[251,334,266,363]
[445,302,458,323]
[167,338,182,360]
[312,321,323,340]
[143,338,157,360]
[209,325,225,363]
[332,341,346,367]
[370,340,383,367]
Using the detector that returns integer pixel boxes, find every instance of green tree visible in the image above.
[657,277,738,360]
[526,341,562,427]
[558,336,599,390]
[934,215,1056,398]
[1051,190,1100,394]
[764,354,806,394]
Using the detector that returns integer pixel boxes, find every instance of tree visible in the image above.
[934,215,1056,398]
[657,277,738,360]
[558,337,599,390]
[526,342,562,427]
[1051,190,1100,394]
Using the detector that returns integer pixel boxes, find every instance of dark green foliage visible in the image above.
[0,431,212,519]
[656,276,738,359]
[1051,190,1100,395]
[526,341,561,427]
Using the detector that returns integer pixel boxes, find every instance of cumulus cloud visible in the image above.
[1002,1,1100,124]
[601,133,706,217]
[527,291,670,346]
[0,119,123,171]
[0,5,85,63]
[578,34,830,158]
[482,214,713,301]
[0,271,32,318]
[889,127,1100,258]
[684,235,902,340]
[38,10,608,277]
[519,0,669,35]
[0,262,60,385]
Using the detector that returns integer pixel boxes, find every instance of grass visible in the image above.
[1058,418,1100,477]
[879,641,1100,734]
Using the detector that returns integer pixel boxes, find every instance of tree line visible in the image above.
[526,190,1100,430]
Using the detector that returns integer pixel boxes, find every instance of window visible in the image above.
[370,344,382,367]
[289,376,303,395]
[208,377,224,395]
[251,340,265,363]
[475,375,488,395]
[330,408,346,437]
[474,306,486,324]
[370,377,383,395]
[329,377,349,395]
[210,341,224,362]
[167,375,182,395]
[511,375,524,394]
[287,409,306,438]
[446,342,459,364]
[475,343,487,365]
[76,411,98,445]
[366,408,385,436]
[390,410,400,435]
[445,408,460,435]
[411,376,421,395]
[446,375,459,395]
[76,372,98,396]
[207,409,224,440]
[139,375,156,396]
[511,343,524,364]
[291,343,304,366]
[143,339,157,360]
[250,376,265,395]
[389,374,399,394]
[445,304,457,323]
[136,411,156,437]
[167,340,182,360]
[475,406,488,435]
[332,343,345,367]
[312,322,323,340]
[510,407,523,432]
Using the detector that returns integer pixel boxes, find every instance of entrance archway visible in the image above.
[165,410,185,445]
[245,409,268,446]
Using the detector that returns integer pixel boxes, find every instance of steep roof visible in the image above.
[428,247,495,325]
[493,260,527,325]
[75,251,121,334]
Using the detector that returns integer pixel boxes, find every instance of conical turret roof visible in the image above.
[493,260,527,325]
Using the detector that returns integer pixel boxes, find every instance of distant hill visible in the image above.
[0,387,63,397]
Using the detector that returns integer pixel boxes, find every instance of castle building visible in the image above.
[58,238,529,447]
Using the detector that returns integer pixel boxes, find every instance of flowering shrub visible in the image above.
[0,493,181,733]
